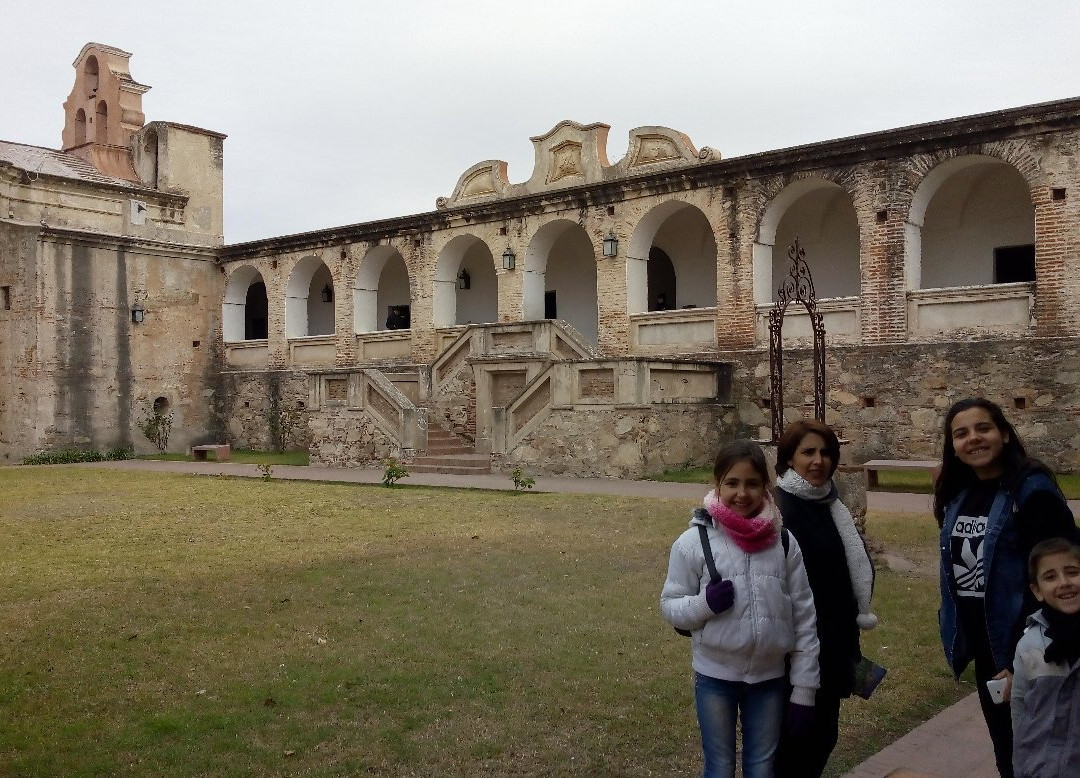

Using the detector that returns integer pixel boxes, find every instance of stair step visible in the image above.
[409,463,492,475]
[413,454,489,467]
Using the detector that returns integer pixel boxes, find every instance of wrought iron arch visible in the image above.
[768,237,825,442]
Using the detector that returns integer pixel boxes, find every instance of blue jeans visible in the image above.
[694,672,786,778]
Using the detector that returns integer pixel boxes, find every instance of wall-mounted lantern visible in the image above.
[457,269,471,290]
[320,283,334,303]
[502,247,516,270]
[602,231,619,257]
[131,299,145,324]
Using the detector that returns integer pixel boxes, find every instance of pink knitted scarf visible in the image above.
[703,491,779,553]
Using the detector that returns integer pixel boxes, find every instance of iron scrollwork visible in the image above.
[767,238,826,443]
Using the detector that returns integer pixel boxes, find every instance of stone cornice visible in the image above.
[221,96,1080,260]
[28,222,219,260]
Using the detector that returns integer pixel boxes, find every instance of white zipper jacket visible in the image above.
[661,508,821,706]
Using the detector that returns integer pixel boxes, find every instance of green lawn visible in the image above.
[138,448,310,466]
[1,468,967,777]
[649,465,1080,500]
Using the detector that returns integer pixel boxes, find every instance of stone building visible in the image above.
[3,43,1079,475]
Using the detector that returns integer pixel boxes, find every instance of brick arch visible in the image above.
[223,264,266,342]
[754,175,859,304]
[285,255,335,337]
[627,199,717,314]
[520,218,597,341]
[353,245,411,333]
[433,234,496,327]
[906,153,1035,290]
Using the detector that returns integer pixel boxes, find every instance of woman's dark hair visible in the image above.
[932,397,1053,525]
[774,419,841,479]
[1027,537,1080,584]
[713,440,771,487]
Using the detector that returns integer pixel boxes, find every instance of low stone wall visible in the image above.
[307,408,398,468]
[216,370,312,451]
[495,403,740,479]
[719,336,1080,473]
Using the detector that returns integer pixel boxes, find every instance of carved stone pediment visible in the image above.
[527,120,609,192]
[437,121,715,209]
[437,160,510,210]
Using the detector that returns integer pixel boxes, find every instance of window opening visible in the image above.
[1,286,10,310]
[993,244,1035,284]
[544,290,557,319]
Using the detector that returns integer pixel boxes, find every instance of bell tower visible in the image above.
[61,43,150,181]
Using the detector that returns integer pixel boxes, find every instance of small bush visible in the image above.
[511,468,535,491]
[138,410,173,453]
[23,448,106,465]
[257,463,273,482]
[382,457,409,487]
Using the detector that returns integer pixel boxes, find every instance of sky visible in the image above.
[3,0,1080,244]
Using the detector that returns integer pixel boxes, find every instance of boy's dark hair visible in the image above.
[713,440,770,486]
[1028,537,1080,584]
[774,419,841,478]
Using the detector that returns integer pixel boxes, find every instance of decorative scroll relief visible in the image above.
[460,168,498,198]
[548,141,584,183]
[630,135,681,167]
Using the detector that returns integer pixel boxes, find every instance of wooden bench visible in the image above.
[188,444,231,462]
[862,459,939,488]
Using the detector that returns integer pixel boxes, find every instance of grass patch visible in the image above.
[646,465,711,484]
[873,469,1080,499]
[0,468,967,776]
[138,449,310,466]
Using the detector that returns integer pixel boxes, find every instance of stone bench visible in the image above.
[862,459,939,488]
[188,444,231,462]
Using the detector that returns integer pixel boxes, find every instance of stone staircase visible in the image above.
[410,423,491,475]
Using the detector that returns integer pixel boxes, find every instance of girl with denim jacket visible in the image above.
[935,398,1075,778]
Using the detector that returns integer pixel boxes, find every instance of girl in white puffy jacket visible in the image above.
[661,440,820,778]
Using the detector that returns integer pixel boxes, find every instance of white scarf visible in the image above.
[777,469,878,630]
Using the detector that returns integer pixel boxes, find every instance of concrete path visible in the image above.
[65,459,1017,776]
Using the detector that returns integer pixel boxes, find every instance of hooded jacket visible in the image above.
[1011,609,1080,778]
[660,506,820,705]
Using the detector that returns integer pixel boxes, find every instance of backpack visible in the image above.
[675,523,790,637]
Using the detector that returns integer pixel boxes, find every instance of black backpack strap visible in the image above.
[697,523,722,583]
[781,527,790,557]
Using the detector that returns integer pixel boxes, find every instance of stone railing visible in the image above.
[907,282,1033,338]
[224,339,269,368]
[354,330,412,361]
[288,334,337,367]
[430,320,595,398]
[490,359,727,454]
[629,306,718,354]
[308,368,427,450]
[754,296,860,345]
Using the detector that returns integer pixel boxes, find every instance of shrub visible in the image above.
[138,410,173,453]
[511,468,535,491]
[382,457,409,487]
[23,448,108,465]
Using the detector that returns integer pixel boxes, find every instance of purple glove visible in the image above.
[784,702,814,737]
[705,579,734,614]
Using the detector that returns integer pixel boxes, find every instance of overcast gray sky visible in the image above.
[4,0,1079,244]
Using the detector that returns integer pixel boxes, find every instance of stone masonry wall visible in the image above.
[719,336,1080,472]
[495,403,739,479]
[307,408,398,468]
[217,370,312,451]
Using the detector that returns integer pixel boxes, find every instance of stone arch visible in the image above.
[223,265,268,342]
[908,155,1034,289]
[74,109,87,144]
[95,100,108,144]
[627,200,717,314]
[84,55,99,93]
[754,178,859,303]
[354,245,411,332]
[286,256,335,337]
[522,219,598,342]
[433,235,497,327]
